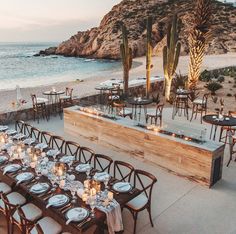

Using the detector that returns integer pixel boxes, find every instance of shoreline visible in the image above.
[0,53,236,113]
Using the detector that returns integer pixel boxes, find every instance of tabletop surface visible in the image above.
[203,114,236,126]
[43,90,65,95]
[127,98,153,105]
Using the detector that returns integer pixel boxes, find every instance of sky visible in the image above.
[0,0,122,42]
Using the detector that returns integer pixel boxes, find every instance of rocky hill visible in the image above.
[39,0,236,59]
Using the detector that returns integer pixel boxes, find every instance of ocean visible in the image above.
[0,42,122,91]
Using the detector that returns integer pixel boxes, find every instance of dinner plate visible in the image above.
[35,143,48,150]
[47,194,69,208]
[30,183,50,194]
[0,125,8,131]
[75,164,90,173]
[0,155,8,163]
[23,138,35,145]
[46,149,60,157]
[66,207,89,222]
[93,172,109,182]
[112,182,132,193]
[60,155,75,164]
[5,129,17,135]
[13,133,25,140]
[16,172,34,183]
[3,164,21,174]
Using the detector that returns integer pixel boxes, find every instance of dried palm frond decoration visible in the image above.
[188,0,213,90]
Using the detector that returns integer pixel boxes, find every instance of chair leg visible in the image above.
[190,105,195,122]
[147,206,154,227]
[133,212,138,234]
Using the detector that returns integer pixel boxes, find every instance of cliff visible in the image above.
[39,0,236,59]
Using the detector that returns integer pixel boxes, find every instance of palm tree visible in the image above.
[188,0,213,90]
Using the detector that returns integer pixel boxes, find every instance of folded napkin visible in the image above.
[3,164,20,175]
[96,199,123,234]
[46,195,67,208]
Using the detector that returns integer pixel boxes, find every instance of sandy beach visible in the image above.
[1,53,236,113]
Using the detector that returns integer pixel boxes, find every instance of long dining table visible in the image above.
[0,136,140,233]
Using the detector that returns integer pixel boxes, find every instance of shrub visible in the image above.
[217,75,225,83]
[227,93,232,97]
[200,70,212,82]
[228,80,232,84]
[172,72,188,91]
[205,82,223,95]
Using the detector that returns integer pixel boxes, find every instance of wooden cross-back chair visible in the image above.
[15,120,25,133]
[146,103,164,126]
[64,141,80,159]
[125,169,157,234]
[51,135,65,151]
[93,154,113,173]
[113,160,134,182]
[23,123,32,138]
[78,147,95,164]
[40,131,53,146]
[30,127,41,141]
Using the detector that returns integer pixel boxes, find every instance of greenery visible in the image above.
[217,75,225,83]
[205,82,223,95]
[172,72,188,91]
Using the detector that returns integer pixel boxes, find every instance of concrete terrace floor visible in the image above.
[2,107,236,234]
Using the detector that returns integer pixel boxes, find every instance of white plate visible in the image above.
[23,138,35,145]
[0,125,8,131]
[30,183,49,194]
[35,143,48,150]
[4,164,21,173]
[66,207,89,222]
[6,129,17,135]
[75,164,90,173]
[13,133,25,140]
[112,182,132,193]
[16,172,34,182]
[60,155,75,164]
[0,156,8,163]
[93,172,109,182]
[46,149,60,157]
[48,194,69,207]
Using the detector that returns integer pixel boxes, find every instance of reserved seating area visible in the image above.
[0,120,157,234]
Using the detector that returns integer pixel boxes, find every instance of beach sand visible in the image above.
[1,53,236,113]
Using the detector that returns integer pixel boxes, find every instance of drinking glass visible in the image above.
[70,183,78,204]
[86,166,91,179]
[67,160,74,173]
[104,175,110,194]
[35,164,42,180]
[89,196,96,218]
[50,174,58,191]
[21,156,29,171]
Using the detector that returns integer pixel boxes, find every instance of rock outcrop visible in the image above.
[40,0,236,59]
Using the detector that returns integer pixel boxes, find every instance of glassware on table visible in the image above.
[50,174,58,191]
[89,196,96,218]
[67,160,74,173]
[35,163,42,180]
[103,174,110,194]
[70,183,78,204]
[85,166,91,179]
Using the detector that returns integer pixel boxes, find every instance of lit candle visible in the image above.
[84,180,89,189]
[90,188,96,196]
[59,180,65,188]
[108,191,113,201]
[30,162,36,168]
[57,168,63,177]
[82,193,88,202]
[32,154,37,162]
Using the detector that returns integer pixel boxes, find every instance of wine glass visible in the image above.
[103,174,110,194]
[67,159,74,173]
[85,166,91,179]
[50,174,58,191]
[70,183,78,204]
[89,196,96,218]
[35,163,42,180]
[21,155,29,171]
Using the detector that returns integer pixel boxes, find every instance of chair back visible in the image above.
[64,141,80,159]
[78,147,95,163]
[51,135,65,151]
[113,101,126,116]
[24,123,32,137]
[41,131,53,146]
[133,169,157,202]
[15,120,25,133]
[113,160,134,182]
[65,87,73,98]
[203,93,210,105]
[1,193,18,218]
[93,154,113,173]
[31,127,41,140]
[17,206,36,233]
[156,103,164,116]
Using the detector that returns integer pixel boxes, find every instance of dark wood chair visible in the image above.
[30,127,41,141]
[113,160,134,182]
[23,123,32,138]
[0,182,12,214]
[78,147,95,164]
[40,131,53,146]
[125,169,157,234]
[1,192,27,234]
[219,111,236,144]
[93,154,113,173]
[59,87,73,110]
[31,94,49,123]
[64,141,80,159]
[146,103,164,126]
[112,101,132,119]
[15,120,25,133]
[51,135,65,151]
[107,87,122,113]
[172,95,189,120]
[190,93,209,123]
